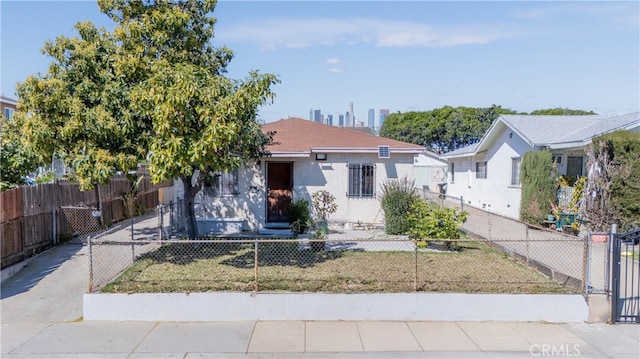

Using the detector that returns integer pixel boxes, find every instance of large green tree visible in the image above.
[12,0,279,238]
[379,105,517,153]
[0,116,40,190]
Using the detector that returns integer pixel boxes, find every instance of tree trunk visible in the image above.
[180,175,200,239]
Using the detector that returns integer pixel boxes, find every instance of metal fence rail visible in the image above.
[88,236,586,294]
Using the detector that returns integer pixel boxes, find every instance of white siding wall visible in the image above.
[293,153,416,228]
[446,128,534,219]
[183,154,416,231]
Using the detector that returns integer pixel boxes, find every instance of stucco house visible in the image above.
[413,151,447,195]
[439,112,640,219]
[177,117,424,233]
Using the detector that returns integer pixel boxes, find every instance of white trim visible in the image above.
[268,152,310,158]
[312,147,423,154]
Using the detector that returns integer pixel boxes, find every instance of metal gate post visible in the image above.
[610,224,620,323]
[88,236,93,293]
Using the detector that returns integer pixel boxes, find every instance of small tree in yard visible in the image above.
[11,0,279,238]
[408,200,468,250]
[310,190,338,240]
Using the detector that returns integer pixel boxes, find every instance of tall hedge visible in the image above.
[380,177,420,235]
[585,131,640,231]
[520,150,558,224]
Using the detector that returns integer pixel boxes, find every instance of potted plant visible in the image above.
[288,198,311,236]
[309,190,338,251]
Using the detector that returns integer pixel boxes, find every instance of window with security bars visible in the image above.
[348,163,375,198]
[203,169,239,196]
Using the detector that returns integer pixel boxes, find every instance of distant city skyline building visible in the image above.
[346,102,355,127]
[307,104,388,131]
[368,108,375,129]
[379,109,390,128]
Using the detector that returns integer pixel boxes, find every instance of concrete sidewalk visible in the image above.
[2,319,639,358]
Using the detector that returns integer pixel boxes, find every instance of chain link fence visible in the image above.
[88,235,585,294]
[423,191,604,294]
[58,205,105,242]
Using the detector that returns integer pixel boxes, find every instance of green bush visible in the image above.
[520,150,558,224]
[408,200,468,242]
[380,177,420,235]
[288,198,311,235]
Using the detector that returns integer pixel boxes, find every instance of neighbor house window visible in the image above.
[450,162,455,183]
[567,156,584,178]
[348,163,375,198]
[475,161,487,179]
[4,107,14,120]
[204,169,239,196]
[511,157,521,186]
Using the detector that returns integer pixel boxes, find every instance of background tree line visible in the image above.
[379,106,596,153]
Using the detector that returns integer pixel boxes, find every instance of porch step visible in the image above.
[258,228,294,236]
[264,222,290,229]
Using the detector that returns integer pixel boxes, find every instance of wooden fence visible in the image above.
[0,176,173,269]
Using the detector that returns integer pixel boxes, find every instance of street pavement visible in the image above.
[2,212,639,358]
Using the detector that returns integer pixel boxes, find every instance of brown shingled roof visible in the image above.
[263,117,424,155]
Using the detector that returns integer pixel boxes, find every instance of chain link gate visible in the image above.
[611,227,640,323]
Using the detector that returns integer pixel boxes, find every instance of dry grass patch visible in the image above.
[101,240,575,294]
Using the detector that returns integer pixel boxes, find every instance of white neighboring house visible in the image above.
[413,151,447,195]
[439,112,640,219]
[174,118,425,233]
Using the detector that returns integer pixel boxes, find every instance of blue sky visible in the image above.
[2,1,639,125]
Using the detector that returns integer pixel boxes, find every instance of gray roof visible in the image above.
[501,112,640,147]
[442,112,639,158]
[440,142,479,157]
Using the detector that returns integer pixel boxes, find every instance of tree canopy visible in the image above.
[0,116,40,190]
[379,106,597,153]
[10,0,279,237]
[530,108,596,115]
[379,105,517,153]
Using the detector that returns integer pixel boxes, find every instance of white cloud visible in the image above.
[217,17,520,50]
[326,58,341,64]
[328,68,345,73]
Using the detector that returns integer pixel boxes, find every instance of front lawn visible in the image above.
[101,240,575,294]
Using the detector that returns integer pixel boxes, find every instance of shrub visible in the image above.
[288,198,311,235]
[380,177,420,235]
[520,150,557,224]
[408,200,468,244]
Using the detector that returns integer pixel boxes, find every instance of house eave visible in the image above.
[267,151,310,158]
[311,147,424,154]
[547,140,589,150]
[440,152,474,160]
